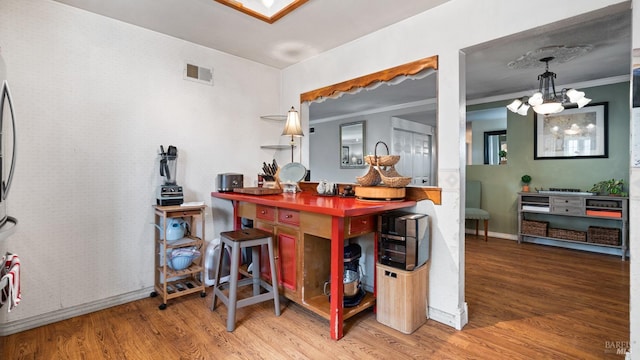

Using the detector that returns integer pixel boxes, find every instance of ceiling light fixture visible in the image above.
[215,0,308,24]
[507,56,591,116]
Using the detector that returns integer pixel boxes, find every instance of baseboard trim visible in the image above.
[464,229,517,241]
[0,287,153,336]
[428,302,468,330]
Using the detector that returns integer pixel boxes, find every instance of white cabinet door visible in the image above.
[392,129,433,186]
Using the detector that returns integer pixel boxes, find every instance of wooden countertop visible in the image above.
[211,191,417,217]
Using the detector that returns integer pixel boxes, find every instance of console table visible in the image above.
[517,192,628,260]
[211,190,417,340]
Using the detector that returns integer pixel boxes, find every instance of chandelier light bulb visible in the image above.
[528,92,543,106]
[533,102,564,115]
[507,99,523,113]
[565,88,584,103]
[517,103,530,116]
[576,97,592,108]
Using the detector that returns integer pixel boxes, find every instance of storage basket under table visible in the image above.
[548,228,587,242]
[587,226,621,245]
[521,219,548,237]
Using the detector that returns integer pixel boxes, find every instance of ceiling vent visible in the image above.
[183,62,214,86]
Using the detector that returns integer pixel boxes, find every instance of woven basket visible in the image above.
[521,220,548,236]
[587,226,620,245]
[548,228,586,242]
[356,165,381,186]
[378,165,402,177]
[379,174,412,188]
[376,163,412,188]
[364,141,400,166]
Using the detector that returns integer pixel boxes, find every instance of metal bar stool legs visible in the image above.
[210,228,280,332]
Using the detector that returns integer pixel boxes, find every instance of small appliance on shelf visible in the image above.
[378,211,430,271]
[217,173,244,192]
[156,145,184,206]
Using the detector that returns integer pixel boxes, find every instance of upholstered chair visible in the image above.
[465,180,490,241]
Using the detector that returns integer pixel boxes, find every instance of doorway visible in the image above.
[462,4,632,344]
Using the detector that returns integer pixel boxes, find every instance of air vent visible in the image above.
[183,62,214,86]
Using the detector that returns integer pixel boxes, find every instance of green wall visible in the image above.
[466,82,630,236]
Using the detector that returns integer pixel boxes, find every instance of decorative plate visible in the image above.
[279,162,307,184]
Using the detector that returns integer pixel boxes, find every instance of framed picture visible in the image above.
[534,102,608,160]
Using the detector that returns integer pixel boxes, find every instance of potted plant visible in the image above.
[499,150,507,164]
[521,174,532,192]
[590,179,627,196]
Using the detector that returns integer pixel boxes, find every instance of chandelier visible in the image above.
[507,56,591,116]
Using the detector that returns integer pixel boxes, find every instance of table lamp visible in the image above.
[281,106,304,162]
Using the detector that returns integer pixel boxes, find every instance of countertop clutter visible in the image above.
[214,188,415,217]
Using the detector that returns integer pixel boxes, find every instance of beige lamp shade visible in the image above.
[282,106,304,137]
[282,106,304,163]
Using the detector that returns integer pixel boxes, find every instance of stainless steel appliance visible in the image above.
[0,48,17,238]
[323,243,365,308]
[378,211,429,271]
[217,173,243,192]
[156,145,183,206]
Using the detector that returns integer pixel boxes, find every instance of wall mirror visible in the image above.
[340,121,366,168]
[484,130,507,165]
[466,107,507,165]
[302,55,438,183]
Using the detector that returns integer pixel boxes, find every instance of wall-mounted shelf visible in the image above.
[260,114,291,150]
[261,145,294,150]
[260,115,286,121]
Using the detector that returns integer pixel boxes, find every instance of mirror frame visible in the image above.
[340,121,366,169]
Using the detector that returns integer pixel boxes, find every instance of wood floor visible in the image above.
[2,237,630,359]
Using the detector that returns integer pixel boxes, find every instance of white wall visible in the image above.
[0,0,283,331]
[282,0,632,332]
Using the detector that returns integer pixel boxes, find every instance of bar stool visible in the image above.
[210,228,280,331]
